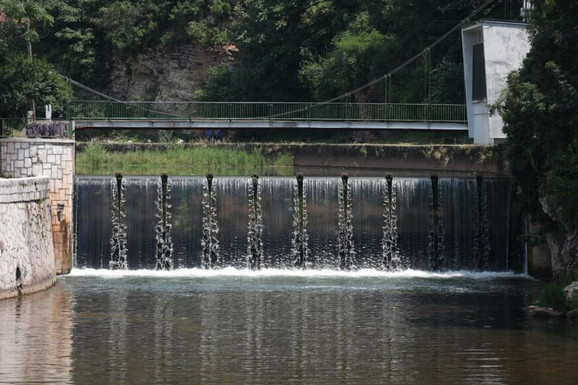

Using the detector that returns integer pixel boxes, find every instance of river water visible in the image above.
[1,269,577,385]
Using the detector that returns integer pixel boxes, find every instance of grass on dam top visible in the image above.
[75,131,474,176]
[76,141,294,176]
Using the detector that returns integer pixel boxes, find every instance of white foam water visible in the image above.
[68,267,530,280]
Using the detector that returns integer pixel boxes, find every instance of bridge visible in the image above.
[5,1,524,141]
[69,99,467,132]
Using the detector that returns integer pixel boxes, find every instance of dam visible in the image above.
[74,174,523,273]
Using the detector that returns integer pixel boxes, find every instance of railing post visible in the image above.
[268,103,273,120]
[423,103,428,122]
[345,93,351,122]
[384,103,388,122]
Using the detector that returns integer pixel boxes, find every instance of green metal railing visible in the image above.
[0,118,26,138]
[67,101,467,124]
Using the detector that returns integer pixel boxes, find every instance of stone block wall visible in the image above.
[0,138,75,274]
[0,177,56,300]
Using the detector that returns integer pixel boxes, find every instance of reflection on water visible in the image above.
[0,284,73,384]
[1,270,578,384]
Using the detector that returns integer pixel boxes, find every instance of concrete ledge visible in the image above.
[0,138,75,145]
[0,176,50,203]
[77,142,509,177]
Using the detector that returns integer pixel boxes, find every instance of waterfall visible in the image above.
[473,176,490,270]
[382,176,404,271]
[428,175,445,271]
[247,175,264,270]
[292,174,309,268]
[201,174,220,268]
[110,173,128,270]
[338,174,355,270]
[155,173,173,270]
[76,176,520,272]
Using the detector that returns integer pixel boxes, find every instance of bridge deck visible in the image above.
[69,101,467,131]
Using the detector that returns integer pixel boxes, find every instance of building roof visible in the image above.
[462,19,528,32]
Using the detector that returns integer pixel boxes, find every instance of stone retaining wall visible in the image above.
[0,177,56,300]
[0,138,75,274]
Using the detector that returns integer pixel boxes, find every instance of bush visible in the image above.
[535,283,567,312]
[81,142,108,169]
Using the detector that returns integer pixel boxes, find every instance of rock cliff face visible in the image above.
[540,196,578,279]
[109,45,233,102]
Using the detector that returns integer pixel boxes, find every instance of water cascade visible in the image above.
[428,175,444,271]
[337,174,355,270]
[473,175,490,270]
[110,172,128,270]
[155,173,173,270]
[382,175,403,271]
[201,174,220,268]
[292,174,309,268]
[75,175,520,272]
[247,175,264,270]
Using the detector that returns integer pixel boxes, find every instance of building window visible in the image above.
[472,43,487,102]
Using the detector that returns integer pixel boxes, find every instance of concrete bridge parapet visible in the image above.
[0,138,75,274]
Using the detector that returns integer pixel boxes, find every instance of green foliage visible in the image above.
[163,0,235,45]
[568,296,578,311]
[210,0,231,18]
[0,0,54,48]
[32,1,238,89]
[225,0,313,101]
[2,0,525,107]
[81,141,108,169]
[37,0,111,87]
[186,20,228,47]
[300,25,394,100]
[551,138,578,226]
[76,143,289,176]
[0,53,72,117]
[97,0,163,54]
[201,0,522,103]
[198,63,238,101]
[274,153,294,176]
[535,282,567,311]
[497,0,578,231]
[430,58,465,104]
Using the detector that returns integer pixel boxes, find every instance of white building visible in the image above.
[461,20,530,144]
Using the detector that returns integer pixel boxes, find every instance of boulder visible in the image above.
[527,305,565,318]
[567,309,578,319]
[564,281,578,303]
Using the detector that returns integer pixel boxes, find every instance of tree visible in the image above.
[497,0,578,278]
[0,0,56,118]
[300,12,395,101]
[38,0,110,88]
[0,53,72,117]
[0,0,54,54]
[230,0,313,101]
